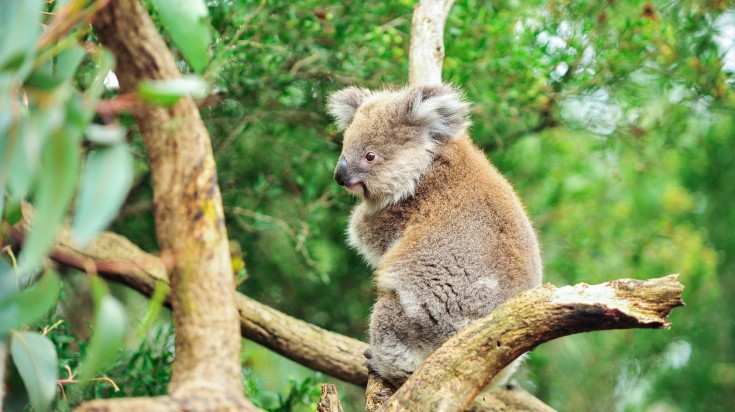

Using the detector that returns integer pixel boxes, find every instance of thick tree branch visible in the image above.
[380,276,684,412]
[12,207,550,411]
[86,0,251,409]
[409,0,455,85]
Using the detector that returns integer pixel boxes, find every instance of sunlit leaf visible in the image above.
[150,0,210,72]
[137,76,209,106]
[79,277,126,381]
[10,331,58,412]
[17,128,80,273]
[72,144,133,246]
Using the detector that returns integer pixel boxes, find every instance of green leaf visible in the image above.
[137,76,209,106]
[150,0,211,73]
[5,355,31,412]
[17,127,81,274]
[0,270,61,335]
[10,331,58,412]
[84,49,115,100]
[84,124,127,145]
[72,144,133,246]
[0,0,43,79]
[79,277,126,381]
[55,45,86,82]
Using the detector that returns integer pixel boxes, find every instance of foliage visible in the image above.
[2,0,734,411]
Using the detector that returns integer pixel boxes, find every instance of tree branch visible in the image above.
[380,276,684,412]
[409,0,455,85]
[11,206,550,411]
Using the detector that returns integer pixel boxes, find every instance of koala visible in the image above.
[328,84,543,388]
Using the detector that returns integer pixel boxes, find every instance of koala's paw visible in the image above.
[364,356,378,375]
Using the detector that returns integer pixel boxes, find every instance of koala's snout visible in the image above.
[334,158,349,186]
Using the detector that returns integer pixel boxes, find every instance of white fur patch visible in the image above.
[377,272,421,318]
[474,277,500,291]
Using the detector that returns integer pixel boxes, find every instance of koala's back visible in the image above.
[355,135,542,358]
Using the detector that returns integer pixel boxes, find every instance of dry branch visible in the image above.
[409,0,455,85]
[380,276,684,412]
[317,384,344,412]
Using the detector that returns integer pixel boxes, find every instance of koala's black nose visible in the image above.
[334,158,348,186]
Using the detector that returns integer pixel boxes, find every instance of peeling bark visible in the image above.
[317,384,344,412]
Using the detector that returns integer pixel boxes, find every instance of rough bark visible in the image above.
[82,0,253,410]
[317,384,344,412]
[12,208,549,411]
[409,0,455,85]
[379,276,684,412]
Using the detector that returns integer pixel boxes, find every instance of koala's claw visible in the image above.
[364,348,373,359]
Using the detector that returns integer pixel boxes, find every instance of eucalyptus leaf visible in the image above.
[0,0,43,80]
[137,76,209,106]
[17,128,80,274]
[84,124,127,145]
[10,331,58,412]
[84,49,115,99]
[79,279,126,381]
[150,0,210,72]
[72,144,133,246]
[0,269,61,334]
[56,45,86,82]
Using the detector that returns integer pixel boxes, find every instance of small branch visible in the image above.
[317,384,344,412]
[381,276,685,412]
[408,0,455,85]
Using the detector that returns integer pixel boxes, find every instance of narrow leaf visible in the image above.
[10,331,58,412]
[150,0,210,72]
[0,270,61,334]
[137,76,209,106]
[84,124,127,145]
[55,45,86,82]
[72,144,133,246]
[79,278,126,381]
[0,0,43,79]
[17,127,80,274]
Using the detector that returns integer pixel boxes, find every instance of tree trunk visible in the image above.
[76,0,256,409]
[409,0,455,85]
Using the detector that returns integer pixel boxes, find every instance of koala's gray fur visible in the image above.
[328,84,543,388]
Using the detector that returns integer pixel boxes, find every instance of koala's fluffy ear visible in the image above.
[403,84,471,141]
[327,86,373,130]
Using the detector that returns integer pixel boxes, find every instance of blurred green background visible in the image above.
[48,0,735,410]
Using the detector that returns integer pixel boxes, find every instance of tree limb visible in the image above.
[409,0,455,85]
[11,206,551,411]
[380,276,685,412]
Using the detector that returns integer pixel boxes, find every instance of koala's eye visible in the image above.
[365,151,376,161]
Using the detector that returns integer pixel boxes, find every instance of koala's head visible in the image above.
[328,84,470,208]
